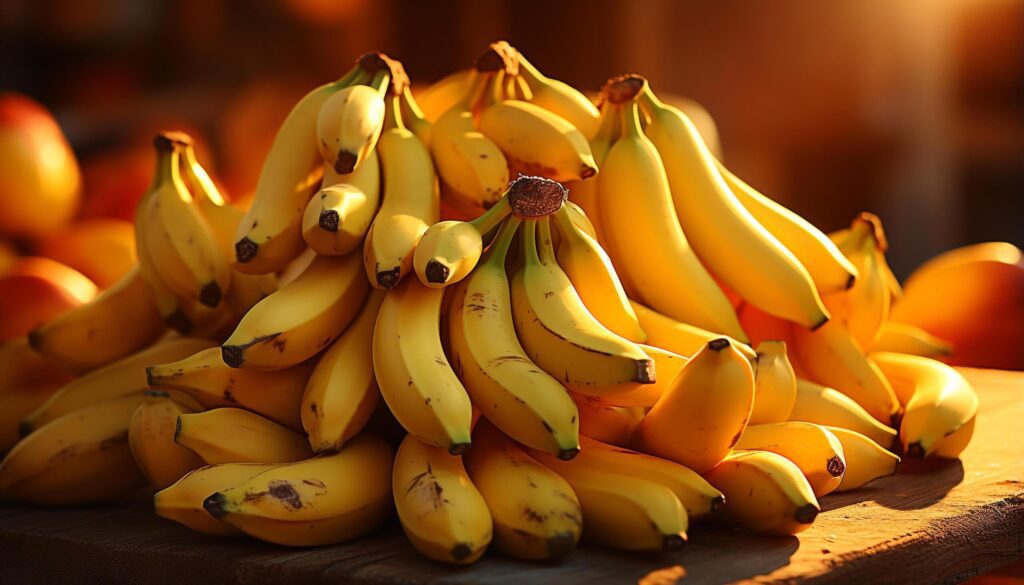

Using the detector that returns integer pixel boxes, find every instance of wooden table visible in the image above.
[1,368,1022,584]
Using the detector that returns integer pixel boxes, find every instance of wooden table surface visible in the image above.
[1,368,1022,585]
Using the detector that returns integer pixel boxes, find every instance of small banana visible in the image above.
[630,300,756,360]
[393,434,492,564]
[128,390,204,489]
[581,345,688,408]
[870,321,952,358]
[517,52,600,138]
[315,77,387,174]
[412,196,510,288]
[203,434,394,546]
[824,426,900,491]
[703,450,820,535]
[154,462,276,536]
[301,149,381,256]
[175,408,312,464]
[573,394,644,448]
[733,421,846,497]
[823,214,891,348]
[749,341,797,424]
[789,378,898,448]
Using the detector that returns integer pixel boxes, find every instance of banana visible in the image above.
[870,322,952,357]
[175,408,312,464]
[0,382,62,454]
[221,251,367,370]
[362,96,439,288]
[583,345,688,408]
[567,102,618,243]
[512,218,654,392]
[573,394,643,448]
[565,200,597,239]
[203,434,394,546]
[574,435,724,520]
[21,337,214,434]
[154,462,276,536]
[789,378,898,448]
[0,337,72,391]
[790,320,899,424]
[0,394,145,505]
[823,214,890,348]
[412,197,510,288]
[717,163,857,293]
[146,346,308,430]
[315,79,386,175]
[233,67,361,274]
[528,448,688,552]
[301,149,381,256]
[373,276,473,453]
[447,217,580,457]
[749,341,797,424]
[596,91,745,340]
[823,426,900,491]
[128,390,204,489]
[630,300,756,360]
[733,422,846,497]
[517,52,600,138]
[27,267,166,374]
[302,290,384,452]
[393,434,492,564]
[871,352,978,459]
[639,338,755,473]
[703,450,819,535]
[463,422,582,561]
[639,84,828,329]
[400,87,433,146]
[415,68,472,122]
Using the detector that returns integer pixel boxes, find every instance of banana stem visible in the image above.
[335,64,365,88]
[368,70,391,96]
[383,95,405,132]
[468,196,512,236]
[620,102,644,141]
[516,54,546,84]
[181,145,226,207]
[551,205,583,243]
[536,217,558,265]
[483,216,522,268]
[461,71,491,111]
[522,218,540,266]
[400,87,427,124]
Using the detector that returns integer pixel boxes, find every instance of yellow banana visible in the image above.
[639,84,828,328]
[823,214,890,348]
[630,300,756,360]
[174,408,312,464]
[871,352,978,459]
[639,338,754,473]
[789,378,898,448]
[221,252,367,370]
[154,462,276,536]
[128,390,204,489]
[870,322,952,357]
[703,450,819,535]
[583,345,688,408]
[565,200,597,239]
[447,217,580,457]
[824,426,900,491]
[302,290,384,452]
[463,422,582,561]
[315,79,386,174]
[567,102,618,244]
[203,434,393,546]
[373,276,473,453]
[749,341,797,424]
[393,434,492,564]
[0,394,145,505]
[146,346,307,430]
[399,86,433,146]
[21,336,214,434]
[301,149,381,256]
[0,382,62,453]
[733,421,846,497]
[517,52,600,138]
[415,68,471,122]
[412,196,510,288]
[0,337,72,391]
[573,394,643,448]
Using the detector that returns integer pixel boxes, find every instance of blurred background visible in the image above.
[1,0,1021,276]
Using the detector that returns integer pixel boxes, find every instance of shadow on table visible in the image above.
[653,528,800,585]
[820,458,966,513]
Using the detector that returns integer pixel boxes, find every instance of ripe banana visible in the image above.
[639,85,828,329]
[565,200,597,239]
[400,87,433,146]
[316,79,386,174]
[733,421,846,497]
[412,196,510,288]
[0,382,62,453]
[573,394,643,448]
[749,341,797,424]
[567,102,618,244]
[872,352,978,459]
[302,290,384,452]
[0,394,145,505]
[415,68,471,122]
[824,426,900,491]
[870,322,952,357]
[823,214,890,348]
[0,337,72,391]
[639,338,755,473]
[463,422,582,561]
[203,434,393,546]
[146,346,308,430]
[221,251,367,370]
[517,53,600,138]
[373,276,473,453]
[175,408,312,464]
[128,390,204,489]
[301,149,381,256]
[154,462,276,536]
[630,300,756,360]
[393,434,492,564]
[789,378,898,448]
[703,450,819,535]
[447,217,580,457]
[583,345,688,408]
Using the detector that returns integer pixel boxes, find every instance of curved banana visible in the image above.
[638,338,754,473]
[630,300,755,360]
[0,337,72,391]
[0,394,145,505]
[301,149,381,256]
[128,390,204,489]
[870,322,952,357]
[363,96,439,288]
[517,53,600,138]
[146,346,308,430]
[400,87,433,146]
[21,337,214,434]
[871,352,978,459]
[316,80,386,174]
[412,197,510,288]
[824,426,900,491]
[565,200,597,238]
[415,68,472,122]
[733,421,846,497]
[583,345,688,408]
[703,450,819,535]
[0,383,62,453]
[373,276,473,453]
[302,290,384,452]
[823,214,890,348]
[221,252,367,370]
[789,378,898,448]
[154,462,276,536]
[463,422,582,561]
[174,408,312,464]
[749,341,797,424]
[393,434,492,564]
[639,85,828,328]
[573,394,643,448]
[203,434,393,546]
[567,102,618,244]
[448,217,580,457]
[718,163,857,293]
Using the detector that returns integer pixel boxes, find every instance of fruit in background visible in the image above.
[0,93,81,239]
[891,242,1024,370]
[0,256,96,342]
[36,218,135,288]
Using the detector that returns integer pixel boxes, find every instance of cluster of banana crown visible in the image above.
[0,38,980,570]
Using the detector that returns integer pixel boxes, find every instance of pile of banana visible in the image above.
[0,41,979,567]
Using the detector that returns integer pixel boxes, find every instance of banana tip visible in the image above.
[662,533,686,553]
[221,345,245,368]
[810,315,829,332]
[234,237,259,264]
[199,282,222,308]
[424,260,451,285]
[794,503,819,525]
[827,455,846,478]
[448,442,471,456]
[905,442,926,459]
[547,532,577,561]
[636,359,656,384]
[710,495,726,515]
[376,268,401,289]
[334,151,357,175]
[708,338,731,351]
[318,210,340,233]
[845,273,857,290]
[165,308,194,335]
[557,447,580,461]
[450,543,474,562]
[26,328,43,350]
[144,367,157,387]
[202,492,228,518]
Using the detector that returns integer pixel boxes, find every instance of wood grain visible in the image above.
[1,368,1022,585]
